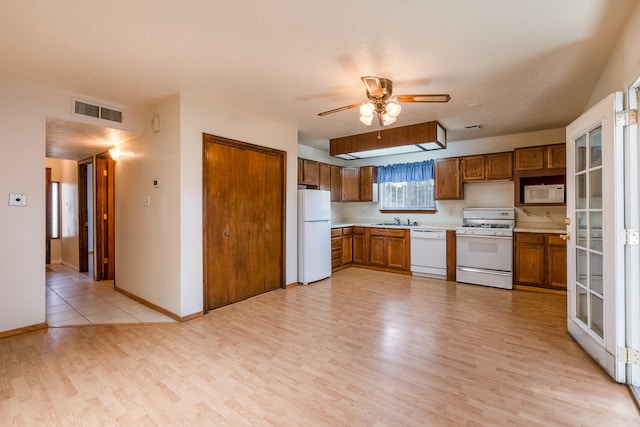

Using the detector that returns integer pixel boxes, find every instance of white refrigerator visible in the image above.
[298,189,331,285]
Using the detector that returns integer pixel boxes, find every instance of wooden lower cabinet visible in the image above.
[331,226,410,273]
[352,227,365,264]
[331,228,343,271]
[514,232,566,290]
[366,228,410,272]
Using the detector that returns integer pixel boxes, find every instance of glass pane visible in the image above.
[575,134,587,172]
[589,126,602,168]
[51,182,60,239]
[591,294,604,338]
[576,284,588,325]
[576,211,587,247]
[589,168,602,209]
[576,248,588,287]
[590,252,603,294]
[575,173,586,209]
[589,211,602,252]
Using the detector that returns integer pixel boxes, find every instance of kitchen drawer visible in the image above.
[331,257,342,269]
[331,238,342,251]
[547,234,566,245]
[331,229,342,237]
[369,228,406,237]
[342,227,353,236]
[353,226,365,235]
[515,233,544,244]
[331,248,341,260]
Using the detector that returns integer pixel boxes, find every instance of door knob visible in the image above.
[560,233,571,241]
[565,217,571,225]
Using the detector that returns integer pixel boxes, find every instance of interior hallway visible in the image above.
[46,263,175,326]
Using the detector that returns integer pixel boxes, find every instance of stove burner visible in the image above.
[462,223,512,229]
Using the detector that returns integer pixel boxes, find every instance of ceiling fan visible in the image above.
[318,76,451,126]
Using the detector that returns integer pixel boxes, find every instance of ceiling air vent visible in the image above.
[73,99,124,123]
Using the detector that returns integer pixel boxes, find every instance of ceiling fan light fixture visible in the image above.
[359,115,373,126]
[359,102,374,117]
[381,113,396,126]
[385,102,401,118]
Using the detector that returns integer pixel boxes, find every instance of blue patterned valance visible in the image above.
[377,160,434,183]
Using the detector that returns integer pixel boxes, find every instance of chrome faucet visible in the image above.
[394,216,401,225]
[407,218,411,225]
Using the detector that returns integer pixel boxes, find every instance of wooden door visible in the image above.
[94,155,115,280]
[203,134,285,311]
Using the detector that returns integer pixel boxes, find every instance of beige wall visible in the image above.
[0,75,144,333]
[115,93,299,318]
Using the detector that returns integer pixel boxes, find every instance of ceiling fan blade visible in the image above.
[361,76,383,96]
[393,94,451,103]
[317,102,362,116]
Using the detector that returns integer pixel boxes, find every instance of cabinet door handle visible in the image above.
[224,231,230,237]
[560,233,571,241]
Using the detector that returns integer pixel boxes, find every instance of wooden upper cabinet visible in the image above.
[486,152,513,180]
[341,167,360,201]
[546,144,566,169]
[515,144,565,171]
[435,157,463,200]
[514,146,545,171]
[300,159,319,186]
[318,162,331,191]
[297,158,303,184]
[359,165,376,201]
[461,155,487,181]
[330,165,342,202]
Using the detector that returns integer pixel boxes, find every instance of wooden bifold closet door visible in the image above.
[203,134,285,311]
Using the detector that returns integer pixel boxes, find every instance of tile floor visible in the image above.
[46,264,176,326]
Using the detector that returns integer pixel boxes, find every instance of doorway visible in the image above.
[78,159,94,277]
[202,133,286,311]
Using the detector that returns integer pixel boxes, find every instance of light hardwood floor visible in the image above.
[2,268,638,426]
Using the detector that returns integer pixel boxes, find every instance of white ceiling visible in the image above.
[0,0,636,158]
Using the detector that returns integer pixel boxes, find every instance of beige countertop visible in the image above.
[331,221,459,231]
[514,222,565,234]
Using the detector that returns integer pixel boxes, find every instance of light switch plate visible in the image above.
[9,193,27,206]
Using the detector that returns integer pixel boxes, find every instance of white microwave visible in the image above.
[524,184,565,204]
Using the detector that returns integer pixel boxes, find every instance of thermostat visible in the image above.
[153,178,160,188]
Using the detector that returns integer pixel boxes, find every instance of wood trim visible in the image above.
[350,265,412,275]
[513,284,567,295]
[0,322,48,339]
[446,230,456,281]
[330,120,444,156]
[114,286,203,322]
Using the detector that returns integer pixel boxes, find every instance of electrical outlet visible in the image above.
[9,193,27,206]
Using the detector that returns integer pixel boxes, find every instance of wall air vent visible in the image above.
[73,99,124,123]
[74,100,100,118]
[100,107,123,123]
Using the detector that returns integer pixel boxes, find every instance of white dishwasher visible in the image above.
[410,229,447,279]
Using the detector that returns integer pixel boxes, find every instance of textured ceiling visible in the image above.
[0,0,636,158]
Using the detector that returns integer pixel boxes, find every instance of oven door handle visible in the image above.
[456,234,511,240]
[456,266,512,276]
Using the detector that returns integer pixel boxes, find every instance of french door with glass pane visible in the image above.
[565,92,626,382]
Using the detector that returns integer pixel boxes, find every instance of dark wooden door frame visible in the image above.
[45,168,52,265]
[202,133,286,313]
[77,157,93,273]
